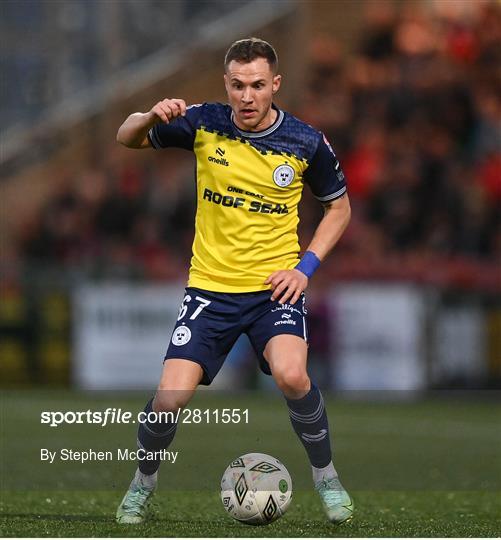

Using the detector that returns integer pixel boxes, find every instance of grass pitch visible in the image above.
[1,390,500,537]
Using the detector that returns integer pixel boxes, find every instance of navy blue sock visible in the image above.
[285,384,332,468]
[137,398,177,475]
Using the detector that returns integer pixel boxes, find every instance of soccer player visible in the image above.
[115,38,353,525]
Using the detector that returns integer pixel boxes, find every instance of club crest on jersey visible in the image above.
[273,164,295,187]
[171,325,191,346]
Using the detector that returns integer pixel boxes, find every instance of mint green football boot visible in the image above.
[315,477,354,524]
[116,472,156,524]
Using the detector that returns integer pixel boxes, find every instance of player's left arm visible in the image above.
[265,194,351,305]
[305,193,351,262]
[266,131,351,305]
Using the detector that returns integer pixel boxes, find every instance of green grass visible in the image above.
[1,390,500,536]
[1,489,499,537]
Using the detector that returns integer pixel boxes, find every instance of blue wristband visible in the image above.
[295,251,321,278]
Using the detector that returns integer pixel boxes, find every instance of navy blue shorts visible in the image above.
[164,287,308,385]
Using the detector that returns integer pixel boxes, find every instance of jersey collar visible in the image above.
[231,104,284,139]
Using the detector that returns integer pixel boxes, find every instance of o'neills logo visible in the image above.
[208,155,229,166]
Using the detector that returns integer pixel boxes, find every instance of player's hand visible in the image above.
[150,98,187,124]
[265,269,308,305]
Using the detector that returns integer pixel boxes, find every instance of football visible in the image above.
[220,452,292,525]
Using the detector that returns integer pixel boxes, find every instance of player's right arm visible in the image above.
[116,98,187,148]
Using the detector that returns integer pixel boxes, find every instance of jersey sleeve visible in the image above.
[147,103,204,151]
[303,133,347,203]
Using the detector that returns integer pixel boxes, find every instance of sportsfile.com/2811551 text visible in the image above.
[40,408,250,427]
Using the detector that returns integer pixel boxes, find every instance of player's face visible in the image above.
[224,58,281,132]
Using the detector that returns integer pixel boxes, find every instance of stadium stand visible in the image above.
[14,1,500,283]
[1,0,500,387]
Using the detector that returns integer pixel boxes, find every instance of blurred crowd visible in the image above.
[301,0,500,289]
[22,148,196,281]
[20,1,501,289]
[1,0,242,129]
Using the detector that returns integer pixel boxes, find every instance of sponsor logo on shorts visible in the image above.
[172,325,191,346]
[271,304,303,316]
[274,313,297,326]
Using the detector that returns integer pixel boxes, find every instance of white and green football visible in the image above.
[220,452,292,525]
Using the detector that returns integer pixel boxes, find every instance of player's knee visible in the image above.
[273,367,310,398]
[153,390,192,413]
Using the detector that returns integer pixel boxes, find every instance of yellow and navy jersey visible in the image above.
[148,102,347,293]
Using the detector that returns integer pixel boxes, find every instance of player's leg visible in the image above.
[117,287,242,524]
[264,334,354,524]
[138,358,203,476]
[116,358,202,524]
[265,335,335,472]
